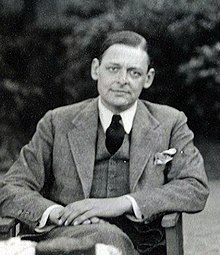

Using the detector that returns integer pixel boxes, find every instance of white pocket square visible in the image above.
[154,148,177,165]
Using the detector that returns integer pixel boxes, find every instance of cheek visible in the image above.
[131,83,144,96]
[97,81,109,96]
[98,75,115,91]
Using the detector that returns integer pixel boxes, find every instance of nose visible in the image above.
[118,69,128,85]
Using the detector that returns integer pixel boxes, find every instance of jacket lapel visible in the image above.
[67,99,98,198]
[129,100,162,192]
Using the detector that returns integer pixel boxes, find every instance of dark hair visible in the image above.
[99,31,150,64]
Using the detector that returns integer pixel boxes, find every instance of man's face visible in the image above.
[91,44,154,113]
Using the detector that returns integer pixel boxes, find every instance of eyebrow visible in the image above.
[106,62,143,70]
[106,62,121,66]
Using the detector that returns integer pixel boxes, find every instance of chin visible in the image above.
[112,101,128,107]
[112,102,131,112]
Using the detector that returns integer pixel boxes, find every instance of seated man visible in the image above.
[0,31,209,254]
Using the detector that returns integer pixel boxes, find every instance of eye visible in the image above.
[130,70,142,78]
[107,66,119,73]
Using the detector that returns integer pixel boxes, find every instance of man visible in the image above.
[0,31,209,254]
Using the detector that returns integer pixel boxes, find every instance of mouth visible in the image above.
[111,89,129,94]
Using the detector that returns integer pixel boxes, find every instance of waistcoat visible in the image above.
[90,121,130,198]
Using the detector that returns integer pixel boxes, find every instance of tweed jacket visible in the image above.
[0,98,209,229]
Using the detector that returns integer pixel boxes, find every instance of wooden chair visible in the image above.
[0,213,183,255]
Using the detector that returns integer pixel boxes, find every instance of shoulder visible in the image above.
[51,98,95,119]
[140,100,187,129]
[139,100,187,130]
[39,98,97,130]
[142,101,193,137]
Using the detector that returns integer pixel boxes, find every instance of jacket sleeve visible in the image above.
[130,111,209,221]
[0,110,57,229]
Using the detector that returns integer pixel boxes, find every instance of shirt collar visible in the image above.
[98,96,137,134]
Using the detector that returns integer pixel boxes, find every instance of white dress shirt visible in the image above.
[98,96,137,134]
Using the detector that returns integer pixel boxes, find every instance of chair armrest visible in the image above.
[0,217,20,240]
[162,213,183,255]
[162,212,181,228]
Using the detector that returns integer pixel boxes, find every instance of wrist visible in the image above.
[118,196,133,214]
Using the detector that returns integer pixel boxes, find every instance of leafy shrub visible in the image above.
[0,0,220,172]
[179,42,220,137]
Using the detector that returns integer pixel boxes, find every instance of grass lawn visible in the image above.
[183,137,220,254]
[183,181,220,255]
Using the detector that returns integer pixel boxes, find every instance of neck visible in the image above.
[100,99,135,114]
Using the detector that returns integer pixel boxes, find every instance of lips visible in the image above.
[111,89,129,94]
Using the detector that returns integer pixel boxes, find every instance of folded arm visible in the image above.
[130,111,209,221]
[0,111,56,229]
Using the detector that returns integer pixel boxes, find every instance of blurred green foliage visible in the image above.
[0,0,220,172]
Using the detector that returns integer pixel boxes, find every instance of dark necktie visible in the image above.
[105,114,125,155]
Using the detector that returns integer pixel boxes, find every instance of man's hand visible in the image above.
[58,196,132,226]
[49,206,107,226]
[81,217,106,225]
[49,206,64,226]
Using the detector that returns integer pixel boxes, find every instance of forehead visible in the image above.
[101,44,149,68]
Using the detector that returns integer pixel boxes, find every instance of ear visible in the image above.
[91,58,100,81]
[143,68,155,89]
